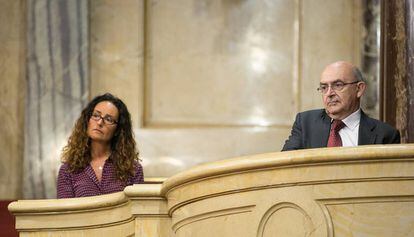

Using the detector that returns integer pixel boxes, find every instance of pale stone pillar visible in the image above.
[0,0,26,199]
[24,0,89,199]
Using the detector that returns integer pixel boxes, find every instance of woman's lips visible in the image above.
[92,128,103,134]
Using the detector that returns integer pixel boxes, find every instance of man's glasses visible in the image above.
[90,112,118,125]
[317,81,360,94]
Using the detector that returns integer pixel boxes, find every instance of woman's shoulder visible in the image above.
[131,160,144,183]
[58,163,79,175]
[133,160,143,170]
[59,162,70,170]
[57,162,73,179]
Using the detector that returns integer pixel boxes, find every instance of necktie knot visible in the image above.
[331,120,345,133]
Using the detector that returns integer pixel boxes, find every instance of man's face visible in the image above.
[319,62,366,120]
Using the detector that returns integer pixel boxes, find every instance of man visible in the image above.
[282,61,400,151]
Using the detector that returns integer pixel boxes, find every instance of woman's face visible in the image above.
[87,101,119,144]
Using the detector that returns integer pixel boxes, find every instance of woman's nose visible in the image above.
[97,118,104,126]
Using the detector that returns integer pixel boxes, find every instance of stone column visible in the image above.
[24,0,88,198]
[360,0,381,119]
[0,0,26,199]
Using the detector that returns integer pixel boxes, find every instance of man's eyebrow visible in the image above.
[320,79,345,84]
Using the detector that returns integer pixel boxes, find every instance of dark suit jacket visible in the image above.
[282,109,400,151]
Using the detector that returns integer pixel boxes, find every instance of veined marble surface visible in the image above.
[0,0,25,199]
[360,0,380,119]
[24,0,88,199]
[12,0,383,199]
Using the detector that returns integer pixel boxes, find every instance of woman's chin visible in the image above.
[89,135,109,143]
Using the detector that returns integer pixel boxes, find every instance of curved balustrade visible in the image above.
[9,144,414,236]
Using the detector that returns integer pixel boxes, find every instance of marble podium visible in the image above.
[9,144,414,236]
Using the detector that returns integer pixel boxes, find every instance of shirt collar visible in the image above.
[341,109,361,130]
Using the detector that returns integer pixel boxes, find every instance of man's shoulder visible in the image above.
[361,112,399,132]
[297,109,326,119]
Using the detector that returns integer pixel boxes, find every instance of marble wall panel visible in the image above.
[360,0,381,119]
[90,0,145,129]
[300,0,361,112]
[0,0,379,198]
[134,0,363,177]
[88,0,364,180]
[0,0,25,199]
[146,0,296,126]
[137,127,290,177]
[24,0,88,199]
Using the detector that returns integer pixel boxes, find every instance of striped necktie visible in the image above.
[327,120,345,147]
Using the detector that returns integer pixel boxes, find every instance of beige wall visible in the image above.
[0,0,25,199]
[90,0,145,128]
[0,0,364,198]
[90,0,362,178]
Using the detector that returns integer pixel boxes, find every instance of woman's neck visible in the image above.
[90,141,111,161]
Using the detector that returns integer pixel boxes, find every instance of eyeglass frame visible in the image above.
[316,80,362,94]
[90,112,118,125]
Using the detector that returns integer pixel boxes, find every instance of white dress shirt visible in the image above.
[338,109,361,147]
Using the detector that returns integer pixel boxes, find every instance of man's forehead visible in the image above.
[320,64,354,82]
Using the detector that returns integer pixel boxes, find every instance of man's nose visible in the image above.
[325,85,336,95]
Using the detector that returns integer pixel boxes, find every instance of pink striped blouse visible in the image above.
[57,159,144,198]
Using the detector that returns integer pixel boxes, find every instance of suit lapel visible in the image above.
[358,111,377,145]
[313,110,331,148]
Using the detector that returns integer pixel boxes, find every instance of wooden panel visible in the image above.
[380,0,407,141]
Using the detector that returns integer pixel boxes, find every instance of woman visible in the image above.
[57,93,144,198]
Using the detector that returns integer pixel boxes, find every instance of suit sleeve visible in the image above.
[282,113,304,151]
[386,128,401,144]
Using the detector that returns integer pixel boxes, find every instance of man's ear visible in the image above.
[356,82,366,98]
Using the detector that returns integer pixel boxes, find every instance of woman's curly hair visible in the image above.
[61,93,139,182]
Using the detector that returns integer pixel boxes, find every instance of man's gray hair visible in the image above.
[352,66,365,82]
